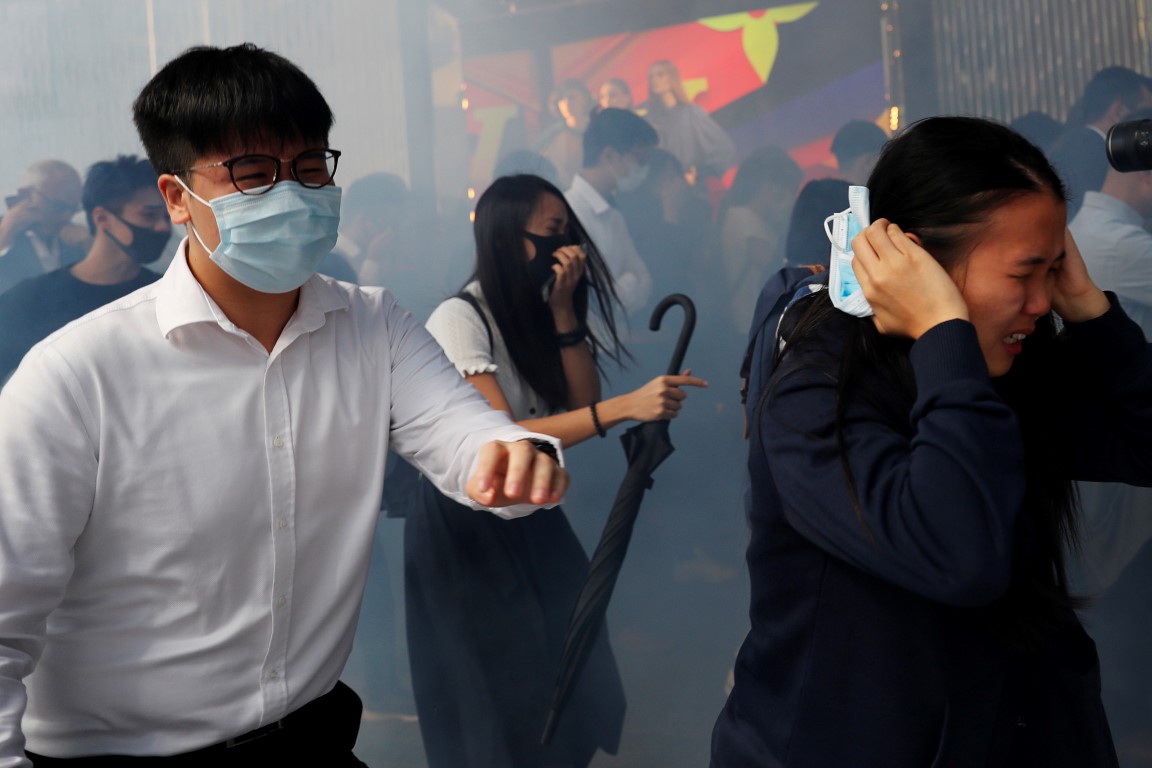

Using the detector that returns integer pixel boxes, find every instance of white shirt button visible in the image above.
[267,670,279,680]
[277,518,289,530]
[277,595,287,608]
[272,435,285,448]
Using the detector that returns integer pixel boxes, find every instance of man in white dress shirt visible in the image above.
[1069,106,1152,756]
[0,43,566,767]
[566,108,657,316]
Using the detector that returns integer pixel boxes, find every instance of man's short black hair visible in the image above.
[81,155,159,234]
[582,108,658,169]
[1082,66,1152,124]
[830,120,888,169]
[132,43,334,177]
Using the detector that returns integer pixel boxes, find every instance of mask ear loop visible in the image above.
[172,176,217,255]
[823,213,840,246]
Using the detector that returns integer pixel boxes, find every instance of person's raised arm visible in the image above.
[547,244,600,410]
[467,369,706,449]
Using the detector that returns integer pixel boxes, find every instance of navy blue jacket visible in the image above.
[713,294,1152,767]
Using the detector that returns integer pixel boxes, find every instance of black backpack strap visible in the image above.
[455,291,494,354]
[740,265,826,438]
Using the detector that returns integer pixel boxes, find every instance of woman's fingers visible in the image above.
[850,220,968,339]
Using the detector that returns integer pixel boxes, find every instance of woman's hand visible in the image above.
[620,370,709,422]
[851,219,970,338]
[548,244,587,326]
[1052,228,1110,323]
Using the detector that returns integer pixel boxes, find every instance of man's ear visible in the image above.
[157,175,191,225]
[1103,99,1129,128]
[598,146,620,169]
[905,231,924,247]
[90,205,112,230]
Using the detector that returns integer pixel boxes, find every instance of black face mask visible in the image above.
[107,213,171,265]
[523,231,573,297]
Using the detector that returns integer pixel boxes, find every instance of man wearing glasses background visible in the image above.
[0,155,171,385]
[0,160,87,295]
[0,43,568,767]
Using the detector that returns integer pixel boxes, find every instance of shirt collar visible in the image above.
[1080,190,1145,227]
[154,237,350,341]
[568,173,612,216]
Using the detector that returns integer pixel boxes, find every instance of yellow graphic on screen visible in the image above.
[699,3,819,84]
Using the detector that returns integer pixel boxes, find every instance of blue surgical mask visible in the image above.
[177,178,341,294]
[824,185,874,318]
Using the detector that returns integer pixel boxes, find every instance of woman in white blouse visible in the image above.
[405,174,706,768]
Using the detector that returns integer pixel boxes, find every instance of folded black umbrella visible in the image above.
[542,293,696,744]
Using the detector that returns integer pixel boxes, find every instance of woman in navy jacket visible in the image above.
[712,116,1152,767]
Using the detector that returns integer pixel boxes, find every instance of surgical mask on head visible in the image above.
[106,213,170,265]
[176,177,341,294]
[615,158,649,193]
[523,231,573,301]
[824,185,874,318]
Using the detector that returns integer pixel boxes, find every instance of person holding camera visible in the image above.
[0,160,86,295]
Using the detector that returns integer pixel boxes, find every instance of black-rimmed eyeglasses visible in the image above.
[173,149,341,196]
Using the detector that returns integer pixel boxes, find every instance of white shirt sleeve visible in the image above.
[0,347,96,768]
[381,292,560,519]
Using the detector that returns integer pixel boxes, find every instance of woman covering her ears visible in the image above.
[712,116,1152,767]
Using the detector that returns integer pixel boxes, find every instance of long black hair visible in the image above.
[773,116,1077,648]
[471,174,625,411]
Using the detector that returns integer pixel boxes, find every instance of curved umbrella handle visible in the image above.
[649,293,697,376]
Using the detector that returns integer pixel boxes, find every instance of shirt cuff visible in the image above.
[465,429,565,519]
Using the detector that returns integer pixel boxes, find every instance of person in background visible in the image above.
[1049,65,1152,215]
[784,177,850,269]
[598,78,634,111]
[1068,106,1152,759]
[718,145,802,334]
[566,107,657,316]
[0,42,567,767]
[331,171,409,286]
[0,160,86,294]
[641,60,735,182]
[1010,111,1064,153]
[406,173,706,768]
[829,119,888,186]
[536,79,596,189]
[0,155,170,383]
[494,150,560,187]
[713,115,1152,767]
[616,147,713,305]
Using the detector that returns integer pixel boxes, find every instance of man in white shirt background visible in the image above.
[1069,105,1152,762]
[565,107,657,316]
[0,42,567,767]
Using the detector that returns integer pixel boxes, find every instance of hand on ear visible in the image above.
[851,219,970,339]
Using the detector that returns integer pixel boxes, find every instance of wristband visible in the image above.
[556,326,587,348]
[589,401,607,438]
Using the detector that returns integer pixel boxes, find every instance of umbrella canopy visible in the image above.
[542,293,696,744]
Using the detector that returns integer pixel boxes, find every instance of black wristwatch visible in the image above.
[524,438,560,465]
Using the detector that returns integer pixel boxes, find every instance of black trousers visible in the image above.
[27,682,368,767]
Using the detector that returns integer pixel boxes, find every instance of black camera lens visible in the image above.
[1107,119,1152,172]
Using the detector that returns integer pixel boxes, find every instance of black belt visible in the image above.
[193,681,359,754]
